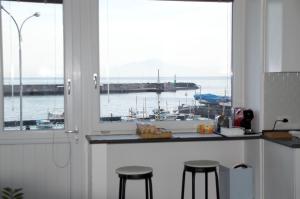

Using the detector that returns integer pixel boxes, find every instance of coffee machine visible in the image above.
[234,108,254,133]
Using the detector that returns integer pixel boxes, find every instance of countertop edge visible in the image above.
[86,134,261,144]
[86,133,300,148]
[263,137,300,148]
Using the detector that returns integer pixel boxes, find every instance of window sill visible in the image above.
[96,120,212,134]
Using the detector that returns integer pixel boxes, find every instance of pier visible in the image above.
[3,82,198,96]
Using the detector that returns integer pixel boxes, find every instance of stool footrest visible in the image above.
[118,172,153,180]
[185,165,217,173]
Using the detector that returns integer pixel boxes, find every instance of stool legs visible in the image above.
[181,169,186,199]
[118,178,127,199]
[145,179,149,199]
[149,177,153,199]
[119,178,123,199]
[192,172,195,199]
[181,167,219,199]
[205,172,208,199]
[119,177,153,199]
[122,178,127,199]
[214,170,220,199]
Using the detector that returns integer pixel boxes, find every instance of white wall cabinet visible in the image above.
[263,140,300,199]
[266,0,300,72]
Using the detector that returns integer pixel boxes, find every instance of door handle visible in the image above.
[67,79,71,95]
[93,73,98,89]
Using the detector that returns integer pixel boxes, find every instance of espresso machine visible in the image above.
[234,108,254,133]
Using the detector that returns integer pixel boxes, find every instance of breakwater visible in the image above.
[4,84,64,96]
[4,119,64,128]
[4,82,198,96]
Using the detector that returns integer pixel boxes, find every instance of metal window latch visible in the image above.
[93,73,98,89]
[67,78,71,95]
[65,128,80,143]
[65,129,79,134]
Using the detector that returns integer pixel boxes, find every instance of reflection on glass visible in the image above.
[2,1,64,130]
[99,0,232,122]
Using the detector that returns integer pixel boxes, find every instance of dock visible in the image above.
[3,82,198,96]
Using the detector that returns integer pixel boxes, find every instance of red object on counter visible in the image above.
[233,108,244,127]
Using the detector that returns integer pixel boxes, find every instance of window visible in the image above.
[99,0,232,130]
[1,0,64,131]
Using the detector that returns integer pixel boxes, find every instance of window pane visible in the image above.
[99,0,232,122]
[1,1,64,130]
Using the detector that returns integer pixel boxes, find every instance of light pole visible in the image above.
[1,5,40,130]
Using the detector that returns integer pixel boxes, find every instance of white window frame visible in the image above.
[90,0,245,134]
[0,4,3,132]
[0,0,74,137]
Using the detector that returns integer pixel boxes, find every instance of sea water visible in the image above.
[4,76,231,121]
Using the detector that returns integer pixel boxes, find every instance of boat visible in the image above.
[48,109,64,120]
[128,107,151,120]
[179,92,232,119]
[193,93,231,104]
[36,119,53,129]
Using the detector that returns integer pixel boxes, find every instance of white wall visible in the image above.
[232,0,246,107]
[0,139,71,199]
[264,73,300,129]
[90,141,245,199]
[244,139,263,199]
[266,0,283,72]
[243,0,265,132]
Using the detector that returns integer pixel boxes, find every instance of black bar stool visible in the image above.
[116,166,153,199]
[181,160,220,199]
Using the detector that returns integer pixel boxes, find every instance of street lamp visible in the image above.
[1,5,40,130]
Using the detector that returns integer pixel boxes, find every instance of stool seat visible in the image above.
[116,166,153,176]
[116,166,153,199]
[184,160,219,168]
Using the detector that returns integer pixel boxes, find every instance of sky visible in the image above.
[100,0,232,78]
[1,1,63,78]
[1,0,232,79]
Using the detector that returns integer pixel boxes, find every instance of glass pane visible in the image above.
[1,1,64,130]
[99,0,232,122]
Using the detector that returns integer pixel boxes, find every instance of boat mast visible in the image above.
[144,97,147,118]
[222,89,226,115]
[157,69,161,120]
[174,74,176,87]
[135,95,138,114]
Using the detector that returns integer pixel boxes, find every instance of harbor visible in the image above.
[3,76,231,129]
[4,92,231,130]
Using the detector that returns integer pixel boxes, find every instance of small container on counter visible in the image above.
[197,121,215,134]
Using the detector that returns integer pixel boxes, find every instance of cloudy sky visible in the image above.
[2,0,232,79]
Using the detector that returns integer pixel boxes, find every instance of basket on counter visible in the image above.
[136,123,172,139]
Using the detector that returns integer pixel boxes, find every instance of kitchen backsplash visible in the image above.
[264,72,300,130]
